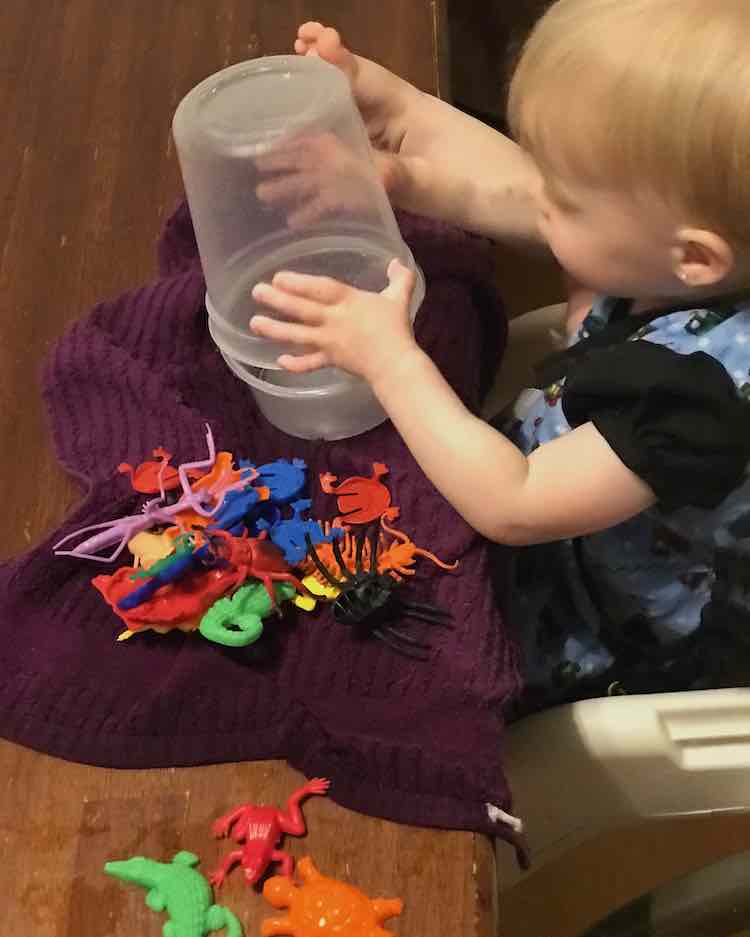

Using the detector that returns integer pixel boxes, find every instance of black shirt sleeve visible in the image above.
[561,340,750,510]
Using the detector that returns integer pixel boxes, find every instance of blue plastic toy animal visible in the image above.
[241,459,307,504]
[258,499,343,565]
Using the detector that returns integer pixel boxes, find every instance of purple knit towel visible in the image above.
[0,205,522,840]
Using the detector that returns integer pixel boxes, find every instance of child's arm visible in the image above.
[370,347,655,544]
[385,95,542,249]
[250,264,655,545]
[291,24,543,250]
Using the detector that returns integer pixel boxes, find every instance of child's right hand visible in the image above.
[253,24,413,228]
[292,24,411,194]
[271,21,547,249]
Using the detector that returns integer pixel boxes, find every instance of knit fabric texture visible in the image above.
[0,205,522,839]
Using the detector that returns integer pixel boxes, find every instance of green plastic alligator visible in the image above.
[104,851,243,937]
[199,580,296,647]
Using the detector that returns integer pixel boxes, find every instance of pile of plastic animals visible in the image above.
[105,778,405,937]
[54,425,458,658]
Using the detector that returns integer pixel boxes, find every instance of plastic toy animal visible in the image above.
[93,564,238,633]
[209,778,330,888]
[245,502,283,538]
[261,856,402,937]
[118,447,206,495]
[54,425,220,562]
[104,851,243,937]
[251,459,308,503]
[304,528,451,658]
[130,533,202,580]
[258,499,344,565]
[210,529,307,608]
[302,518,458,586]
[319,462,399,526]
[119,534,212,611]
[292,576,341,612]
[54,492,211,563]
[174,453,260,530]
[199,581,297,647]
[209,485,267,534]
[129,530,176,568]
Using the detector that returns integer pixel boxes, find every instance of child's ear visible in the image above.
[671,228,735,287]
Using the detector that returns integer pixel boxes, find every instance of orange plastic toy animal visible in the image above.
[118,447,205,494]
[262,856,402,937]
[301,517,458,586]
[173,453,268,530]
[319,463,399,526]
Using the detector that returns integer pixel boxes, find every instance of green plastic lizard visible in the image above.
[104,851,243,937]
[199,581,296,647]
[130,534,198,580]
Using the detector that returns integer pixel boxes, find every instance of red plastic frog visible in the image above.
[319,462,400,527]
[118,447,205,494]
[209,778,330,888]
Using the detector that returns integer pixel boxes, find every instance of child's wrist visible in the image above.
[369,344,429,399]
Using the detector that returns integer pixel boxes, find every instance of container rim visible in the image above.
[205,239,425,356]
[172,54,351,148]
[220,350,360,398]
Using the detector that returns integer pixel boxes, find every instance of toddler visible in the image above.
[251,2,750,710]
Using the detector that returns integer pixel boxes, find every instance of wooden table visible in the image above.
[0,2,496,935]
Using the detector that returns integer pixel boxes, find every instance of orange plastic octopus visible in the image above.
[261,856,402,937]
[301,517,458,586]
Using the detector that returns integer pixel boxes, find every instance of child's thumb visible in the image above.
[383,259,416,301]
[374,151,405,198]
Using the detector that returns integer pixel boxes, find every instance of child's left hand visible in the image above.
[250,259,417,382]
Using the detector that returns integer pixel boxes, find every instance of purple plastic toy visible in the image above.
[53,426,220,563]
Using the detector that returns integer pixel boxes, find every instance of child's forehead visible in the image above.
[517,91,605,171]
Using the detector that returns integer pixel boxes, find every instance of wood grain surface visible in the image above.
[1,744,495,937]
[0,2,497,935]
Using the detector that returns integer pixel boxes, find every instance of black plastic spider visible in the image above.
[304,526,451,659]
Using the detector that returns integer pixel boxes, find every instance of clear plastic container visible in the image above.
[219,351,388,440]
[173,54,425,368]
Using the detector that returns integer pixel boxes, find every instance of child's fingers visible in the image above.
[249,315,319,347]
[298,21,325,41]
[271,271,348,304]
[256,173,317,206]
[288,197,329,230]
[255,146,307,173]
[251,283,325,322]
[382,259,416,301]
[277,351,329,373]
[317,27,343,55]
[294,38,308,54]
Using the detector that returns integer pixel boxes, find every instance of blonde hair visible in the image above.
[508,0,750,248]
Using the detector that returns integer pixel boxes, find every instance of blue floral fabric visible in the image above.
[504,295,750,716]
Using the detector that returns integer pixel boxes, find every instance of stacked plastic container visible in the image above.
[172,54,425,439]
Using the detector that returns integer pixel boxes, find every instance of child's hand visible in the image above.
[292,22,412,196]
[250,259,418,383]
[255,131,385,230]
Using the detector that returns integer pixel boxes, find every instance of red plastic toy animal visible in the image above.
[319,462,399,526]
[93,529,307,632]
[92,564,235,631]
[211,529,307,607]
[209,778,331,888]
